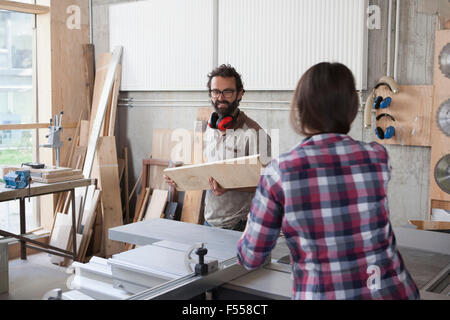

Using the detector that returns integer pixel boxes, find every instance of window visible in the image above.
[0,7,36,234]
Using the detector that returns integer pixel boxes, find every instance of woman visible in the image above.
[236,62,420,300]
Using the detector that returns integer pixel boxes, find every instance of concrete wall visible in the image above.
[92,0,439,226]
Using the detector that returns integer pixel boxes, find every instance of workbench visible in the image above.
[0,178,96,260]
[107,220,450,300]
[56,219,450,300]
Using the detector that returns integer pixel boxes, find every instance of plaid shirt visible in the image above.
[237,133,420,300]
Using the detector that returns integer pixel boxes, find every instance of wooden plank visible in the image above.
[180,190,205,224]
[144,189,168,220]
[408,220,450,230]
[32,174,84,184]
[124,147,130,224]
[0,122,78,130]
[96,136,125,257]
[49,212,72,265]
[0,1,49,14]
[89,53,112,136]
[36,169,82,179]
[137,188,151,222]
[79,120,90,147]
[125,187,150,251]
[431,199,450,211]
[78,189,101,261]
[82,44,95,120]
[64,110,84,169]
[164,155,262,191]
[375,85,434,147]
[108,64,122,136]
[76,47,122,218]
[118,158,125,182]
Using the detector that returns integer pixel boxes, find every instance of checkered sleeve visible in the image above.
[237,159,284,270]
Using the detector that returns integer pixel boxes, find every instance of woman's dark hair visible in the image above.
[207,64,244,93]
[290,62,359,136]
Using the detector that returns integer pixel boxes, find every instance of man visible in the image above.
[165,64,271,231]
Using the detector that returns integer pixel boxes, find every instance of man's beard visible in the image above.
[212,98,240,116]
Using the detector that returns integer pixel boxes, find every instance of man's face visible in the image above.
[210,76,243,116]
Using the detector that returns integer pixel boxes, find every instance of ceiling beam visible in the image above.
[0,0,49,15]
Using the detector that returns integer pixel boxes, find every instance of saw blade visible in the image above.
[434,154,450,195]
[439,43,450,79]
[436,99,450,136]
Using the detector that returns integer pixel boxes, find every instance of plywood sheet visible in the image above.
[164,155,262,191]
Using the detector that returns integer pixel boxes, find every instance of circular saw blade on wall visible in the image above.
[437,99,450,136]
[434,154,450,194]
[439,43,450,78]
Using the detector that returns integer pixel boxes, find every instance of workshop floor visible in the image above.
[0,252,69,300]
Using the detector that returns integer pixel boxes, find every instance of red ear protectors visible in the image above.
[375,113,396,139]
[208,109,240,132]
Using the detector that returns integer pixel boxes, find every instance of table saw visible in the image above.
[53,219,450,300]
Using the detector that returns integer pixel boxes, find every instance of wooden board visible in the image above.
[164,155,262,191]
[32,174,84,184]
[137,188,151,222]
[180,190,205,224]
[78,189,101,261]
[375,85,434,147]
[89,53,112,136]
[144,189,168,220]
[33,169,81,179]
[49,212,72,265]
[82,44,95,120]
[108,64,122,136]
[408,220,450,230]
[430,30,450,204]
[96,136,125,257]
[79,120,90,147]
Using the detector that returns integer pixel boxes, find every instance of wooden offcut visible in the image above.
[408,220,450,230]
[144,189,168,220]
[164,155,262,191]
[78,189,101,261]
[96,136,125,257]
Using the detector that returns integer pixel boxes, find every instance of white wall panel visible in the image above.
[218,0,368,90]
[109,0,213,91]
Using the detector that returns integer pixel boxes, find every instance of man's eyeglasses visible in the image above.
[209,89,236,98]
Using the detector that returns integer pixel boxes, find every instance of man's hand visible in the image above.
[209,177,227,196]
[164,174,176,188]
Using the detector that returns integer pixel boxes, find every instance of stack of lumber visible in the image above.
[30,167,83,183]
[48,45,126,265]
